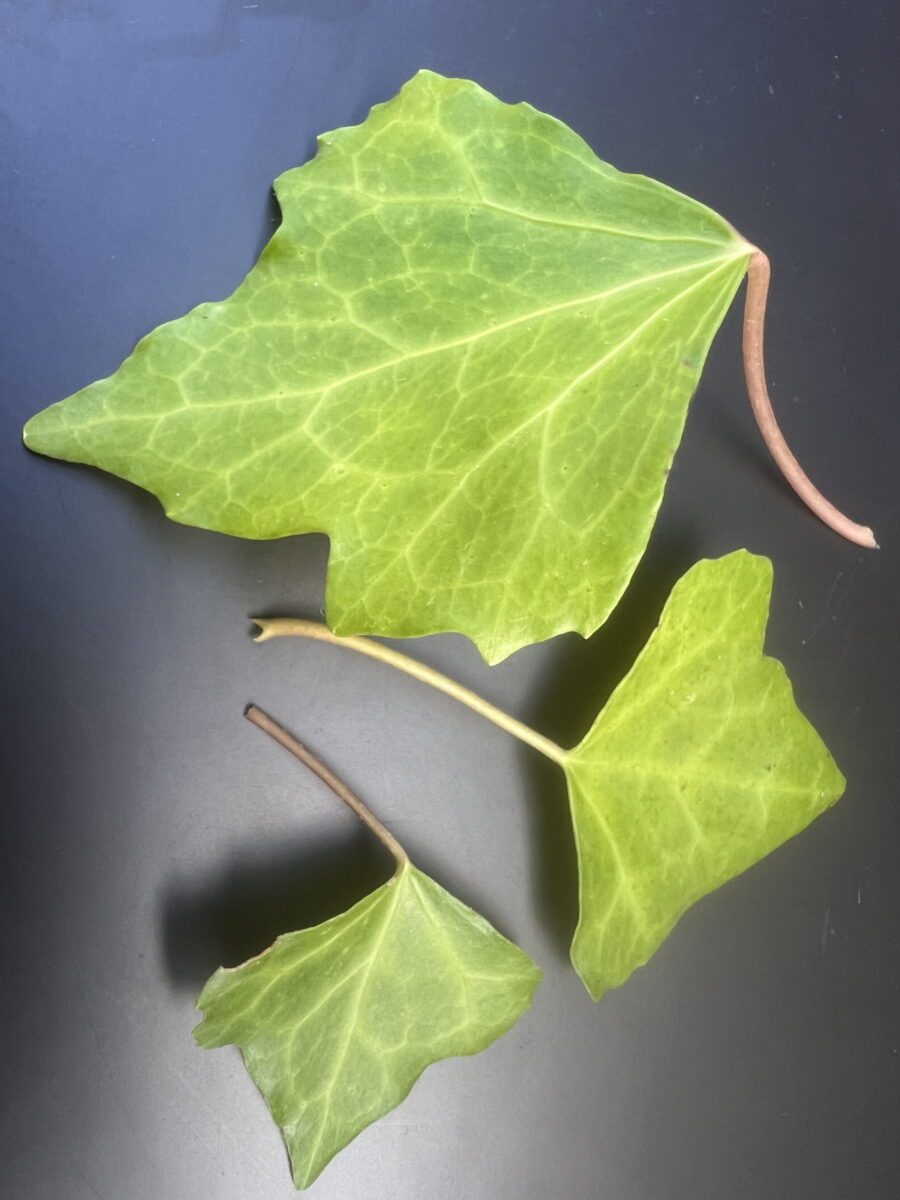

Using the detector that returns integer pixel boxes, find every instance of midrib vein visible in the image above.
[303,876,404,1172]
[168,250,748,419]
[138,250,745,516]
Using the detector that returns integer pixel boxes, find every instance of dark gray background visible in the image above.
[2,2,898,1197]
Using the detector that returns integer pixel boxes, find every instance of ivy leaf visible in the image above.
[564,550,846,998]
[255,551,846,1002]
[196,868,538,1188]
[196,707,539,1189]
[24,69,754,662]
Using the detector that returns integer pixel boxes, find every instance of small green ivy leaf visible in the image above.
[564,550,845,999]
[24,69,751,662]
[195,861,539,1189]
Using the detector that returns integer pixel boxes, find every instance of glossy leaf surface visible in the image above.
[563,551,845,999]
[24,70,751,661]
[195,862,539,1188]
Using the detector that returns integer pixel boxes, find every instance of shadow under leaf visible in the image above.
[160,828,390,992]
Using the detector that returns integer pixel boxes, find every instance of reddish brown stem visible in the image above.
[742,249,877,548]
[244,705,409,871]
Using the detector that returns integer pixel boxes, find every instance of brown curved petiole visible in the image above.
[742,248,877,549]
[245,704,409,871]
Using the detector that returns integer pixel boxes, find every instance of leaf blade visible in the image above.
[195,864,539,1188]
[24,70,751,660]
[564,551,845,1000]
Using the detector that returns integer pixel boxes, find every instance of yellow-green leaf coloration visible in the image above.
[254,551,847,1005]
[564,551,846,999]
[24,70,752,662]
[195,862,539,1189]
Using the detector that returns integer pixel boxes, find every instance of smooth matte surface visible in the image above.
[1,3,897,1198]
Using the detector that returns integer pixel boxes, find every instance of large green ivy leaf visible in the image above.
[24,69,752,662]
[564,551,845,999]
[195,861,539,1189]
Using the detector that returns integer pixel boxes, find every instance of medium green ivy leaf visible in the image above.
[195,861,539,1189]
[24,69,752,662]
[564,550,845,1000]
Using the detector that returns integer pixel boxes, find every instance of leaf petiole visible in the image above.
[253,620,568,765]
[742,248,877,548]
[245,703,410,870]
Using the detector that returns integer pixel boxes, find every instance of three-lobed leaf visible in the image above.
[195,862,539,1188]
[563,551,845,999]
[24,69,751,662]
